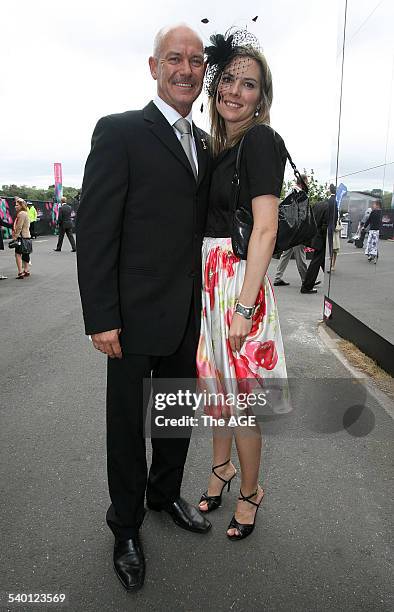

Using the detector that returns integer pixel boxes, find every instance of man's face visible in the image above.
[149,27,205,116]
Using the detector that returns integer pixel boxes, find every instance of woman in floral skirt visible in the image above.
[196,30,288,540]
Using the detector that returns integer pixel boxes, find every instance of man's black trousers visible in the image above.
[106,301,198,539]
[56,226,76,251]
[302,244,326,290]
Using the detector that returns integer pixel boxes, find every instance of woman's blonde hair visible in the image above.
[15,197,28,212]
[208,46,273,156]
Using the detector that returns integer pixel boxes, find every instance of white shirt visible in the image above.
[153,95,198,171]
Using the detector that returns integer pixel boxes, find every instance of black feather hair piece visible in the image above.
[204,33,235,68]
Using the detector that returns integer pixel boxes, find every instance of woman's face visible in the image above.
[216,56,262,128]
[15,202,21,213]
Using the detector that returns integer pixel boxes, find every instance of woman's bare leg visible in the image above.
[331,252,337,270]
[199,423,235,512]
[15,253,23,275]
[227,422,264,536]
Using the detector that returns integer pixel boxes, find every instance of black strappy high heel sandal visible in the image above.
[199,459,236,513]
[226,487,264,540]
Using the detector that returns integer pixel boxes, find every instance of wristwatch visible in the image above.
[235,301,255,320]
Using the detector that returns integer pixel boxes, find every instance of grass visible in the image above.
[338,339,394,400]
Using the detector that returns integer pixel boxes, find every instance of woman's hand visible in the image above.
[229,312,252,353]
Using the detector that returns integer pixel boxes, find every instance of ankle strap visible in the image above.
[212,459,230,484]
[238,488,259,507]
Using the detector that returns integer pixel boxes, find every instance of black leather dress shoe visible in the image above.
[147,496,211,533]
[300,287,318,294]
[113,536,145,592]
[273,280,290,286]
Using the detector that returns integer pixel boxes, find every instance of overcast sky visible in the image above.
[0,0,392,192]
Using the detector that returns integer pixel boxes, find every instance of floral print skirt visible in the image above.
[197,237,288,418]
[365,230,379,256]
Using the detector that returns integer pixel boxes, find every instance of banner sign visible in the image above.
[54,162,63,203]
[336,183,347,210]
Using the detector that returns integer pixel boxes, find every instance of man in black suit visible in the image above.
[301,184,338,293]
[54,197,76,252]
[76,25,211,591]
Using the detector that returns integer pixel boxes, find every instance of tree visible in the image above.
[281,169,329,205]
[0,184,81,202]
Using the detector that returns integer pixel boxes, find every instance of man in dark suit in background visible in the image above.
[76,24,211,592]
[54,196,76,252]
[301,184,338,294]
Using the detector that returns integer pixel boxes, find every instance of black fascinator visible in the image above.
[204,29,261,97]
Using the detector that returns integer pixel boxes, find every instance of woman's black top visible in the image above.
[364,209,382,231]
[205,124,287,238]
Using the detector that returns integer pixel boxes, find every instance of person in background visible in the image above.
[54,196,76,252]
[27,202,38,239]
[364,200,382,263]
[354,205,372,248]
[300,197,328,293]
[0,216,14,279]
[13,198,31,279]
[301,184,337,293]
[326,184,338,259]
[274,173,309,287]
[330,215,342,272]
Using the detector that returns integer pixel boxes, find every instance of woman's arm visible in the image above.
[228,194,279,352]
[12,210,27,240]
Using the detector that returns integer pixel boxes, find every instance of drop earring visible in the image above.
[254,105,261,117]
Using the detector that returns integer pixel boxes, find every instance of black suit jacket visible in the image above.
[76,101,211,355]
[58,204,73,229]
[311,199,329,250]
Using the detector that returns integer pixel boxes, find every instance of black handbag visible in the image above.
[20,237,33,255]
[9,236,32,254]
[231,134,317,259]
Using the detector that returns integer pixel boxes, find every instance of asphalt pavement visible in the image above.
[325,238,394,344]
[0,236,392,612]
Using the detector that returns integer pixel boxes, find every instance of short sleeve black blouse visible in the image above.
[205,124,287,237]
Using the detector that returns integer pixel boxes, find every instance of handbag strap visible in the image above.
[231,135,246,214]
[284,148,309,194]
[231,131,309,211]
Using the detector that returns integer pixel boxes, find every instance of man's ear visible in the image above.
[149,56,158,80]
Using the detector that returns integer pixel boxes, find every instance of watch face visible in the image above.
[236,303,253,319]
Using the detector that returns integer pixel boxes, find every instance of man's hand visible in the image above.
[91,329,122,359]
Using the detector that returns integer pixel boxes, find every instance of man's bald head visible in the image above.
[153,24,203,59]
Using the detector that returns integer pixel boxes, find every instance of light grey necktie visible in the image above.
[173,118,198,180]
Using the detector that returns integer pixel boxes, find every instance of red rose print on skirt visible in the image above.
[250,286,266,336]
[244,340,278,371]
[220,249,239,278]
[204,247,219,310]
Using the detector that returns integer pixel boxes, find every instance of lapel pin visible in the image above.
[201,138,207,150]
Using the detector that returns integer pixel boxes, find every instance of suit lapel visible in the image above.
[143,101,194,178]
[193,124,208,188]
